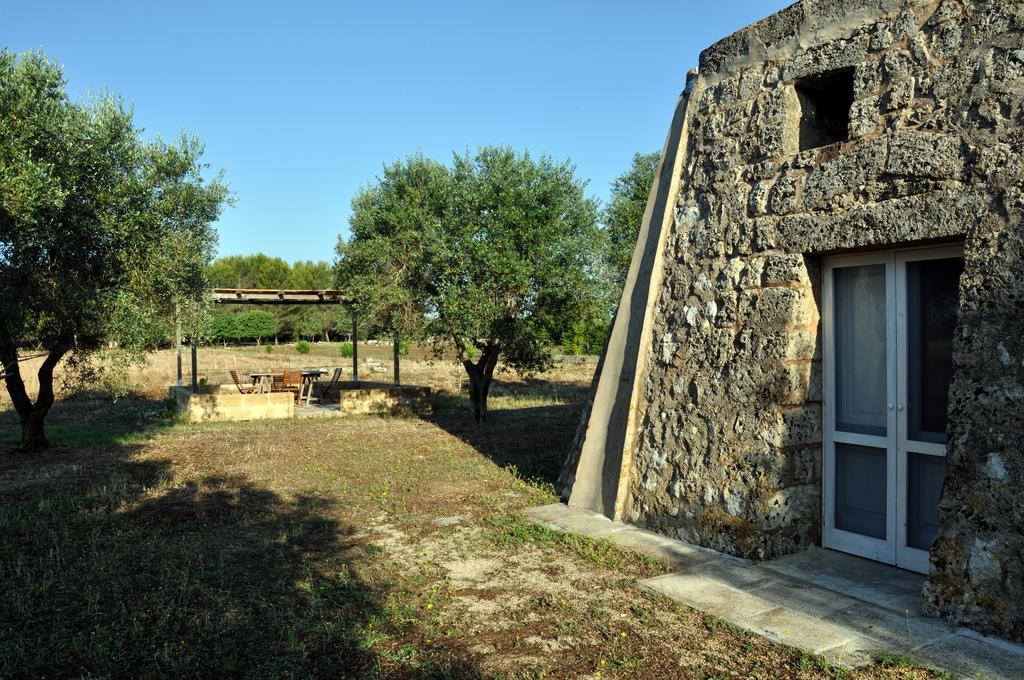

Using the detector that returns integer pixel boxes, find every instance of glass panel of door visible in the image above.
[823,247,962,573]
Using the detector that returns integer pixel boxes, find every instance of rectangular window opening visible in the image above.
[795,68,854,151]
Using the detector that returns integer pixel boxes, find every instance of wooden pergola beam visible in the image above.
[212,288,352,305]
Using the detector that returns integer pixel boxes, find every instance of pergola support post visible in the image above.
[393,331,400,386]
[175,305,183,386]
[352,311,359,384]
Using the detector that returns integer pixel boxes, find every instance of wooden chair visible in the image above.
[276,369,303,403]
[229,370,256,394]
[316,367,344,403]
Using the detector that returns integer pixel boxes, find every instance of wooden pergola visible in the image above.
[176,288,402,392]
[211,288,350,305]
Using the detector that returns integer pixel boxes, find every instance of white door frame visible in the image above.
[822,244,962,573]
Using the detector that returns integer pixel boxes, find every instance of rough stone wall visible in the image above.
[622,0,1024,639]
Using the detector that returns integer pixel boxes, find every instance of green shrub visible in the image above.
[398,339,410,357]
[295,340,311,354]
[561,319,610,356]
[339,341,353,358]
[583,320,610,355]
[265,344,274,354]
[561,328,583,356]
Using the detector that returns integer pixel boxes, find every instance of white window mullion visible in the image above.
[885,253,899,565]
[894,254,909,568]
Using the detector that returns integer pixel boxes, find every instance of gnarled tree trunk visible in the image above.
[462,343,500,423]
[1,343,70,452]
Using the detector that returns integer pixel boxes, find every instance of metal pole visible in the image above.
[393,330,400,385]
[352,311,359,383]
[190,342,198,393]
[175,305,183,386]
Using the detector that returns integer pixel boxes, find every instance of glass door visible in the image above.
[823,253,897,564]
[894,250,963,572]
[823,246,962,573]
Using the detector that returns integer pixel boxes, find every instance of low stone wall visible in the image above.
[169,385,294,423]
[320,382,432,415]
[170,382,432,422]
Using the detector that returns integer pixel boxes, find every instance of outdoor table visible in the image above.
[299,370,325,406]
[249,371,277,395]
[249,370,326,405]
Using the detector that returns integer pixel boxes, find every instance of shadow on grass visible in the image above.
[0,434,487,678]
[425,379,588,488]
[0,395,179,449]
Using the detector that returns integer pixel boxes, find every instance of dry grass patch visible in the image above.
[0,357,946,678]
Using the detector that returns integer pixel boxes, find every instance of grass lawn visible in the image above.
[0,367,942,678]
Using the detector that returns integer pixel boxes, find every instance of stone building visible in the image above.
[560,0,1023,641]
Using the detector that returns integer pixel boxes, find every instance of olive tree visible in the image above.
[336,147,602,421]
[0,50,229,451]
[603,151,660,291]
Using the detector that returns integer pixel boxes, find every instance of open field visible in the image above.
[0,356,944,678]
[1,344,597,408]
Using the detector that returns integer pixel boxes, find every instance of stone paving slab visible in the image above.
[750,578,863,618]
[819,636,885,668]
[914,632,1024,680]
[699,555,778,590]
[605,526,719,570]
[523,502,576,528]
[641,573,778,621]
[821,602,953,652]
[762,546,926,615]
[526,503,628,538]
[737,606,861,655]
[527,502,1024,678]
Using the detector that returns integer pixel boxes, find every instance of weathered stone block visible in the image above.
[699,31,751,78]
[850,97,882,136]
[752,2,805,48]
[762,253,809,286]
[768,172,801,214]
[800,137,888,212]
[776,189,981,253]
[776,361,813,405]
[752,286,818,329]
[780,404,823,447]
[885,131,963,178]
[883,77,915,111]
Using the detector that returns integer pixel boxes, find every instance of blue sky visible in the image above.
[7,1,791,263]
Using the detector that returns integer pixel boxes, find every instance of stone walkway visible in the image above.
[526,503,1024,679]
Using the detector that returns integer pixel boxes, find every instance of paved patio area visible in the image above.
[526,503,1024,679]
[294,403,345,418]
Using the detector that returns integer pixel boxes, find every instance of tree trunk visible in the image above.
[20,415,47,452]
[1,345,33,425]
[1,343,69,453]
[462,343,500,423]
